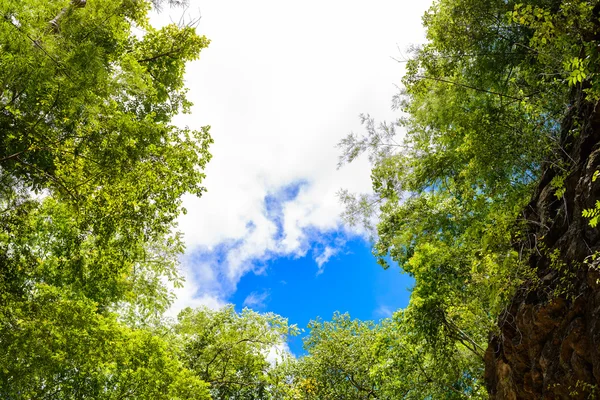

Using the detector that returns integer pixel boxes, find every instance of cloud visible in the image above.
[151,0,432,312]
[374,305,393,319]
[243,290,270,309]
[177,185,354,307]
[314,246,338,274]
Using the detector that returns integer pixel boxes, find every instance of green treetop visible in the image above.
[338,0,600,396]
[0,0,213,396]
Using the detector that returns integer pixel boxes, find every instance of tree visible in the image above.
[0,0,213,396]
[338,0,600,396]
[287,313,382,400]
[0,0,211,311]
[271,312,485,399]
[0,285,211,399]
[176,306,298,400]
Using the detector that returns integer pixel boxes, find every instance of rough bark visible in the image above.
[485,93,600,398]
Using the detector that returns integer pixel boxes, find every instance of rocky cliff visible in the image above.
[485,93,600,398]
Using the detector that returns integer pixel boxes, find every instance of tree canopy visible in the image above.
[335,0,600,397]
[2,0,600,398]
[0,0,215,396]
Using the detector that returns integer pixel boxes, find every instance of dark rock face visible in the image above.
[485,97,600,398]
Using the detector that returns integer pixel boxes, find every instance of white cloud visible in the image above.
[315,246,338,275]
[374,305,393,319]
[243,290,270,309]
[151,0,432,311]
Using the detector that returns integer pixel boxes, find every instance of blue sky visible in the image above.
[174,181,415,355]
[156,0,432,353]
[232,182,413,355]
[230,238,414,355]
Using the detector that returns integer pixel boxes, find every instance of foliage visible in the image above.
[337,0,600,396]
[583,171,600,227]
[0,0,214,397]
[176,306,298,399]
[583,201,600,227]
[3,0,600,397]
[270,312,486,399]
[0,285,211,400]
[282,313,382,399]
[0,0,212,311]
